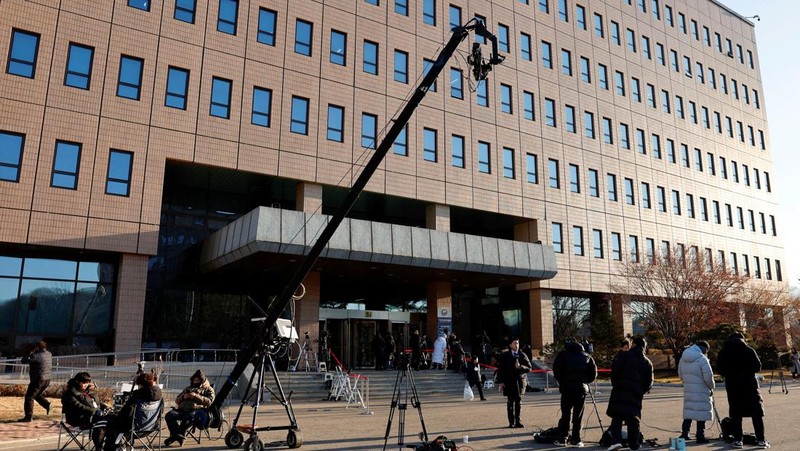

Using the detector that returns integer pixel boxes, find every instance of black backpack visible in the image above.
[533,427,562,444]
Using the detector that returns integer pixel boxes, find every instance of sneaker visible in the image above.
[571,442,585,448]
[16,417,32,423]
[679,433,690,440]
[513,423,525,428]
[757,441,771,449]
[553,439,568,446]
[731,441,743,448]
[607,444,623,451]
[696,436,709,444]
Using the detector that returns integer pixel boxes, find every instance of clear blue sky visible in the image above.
[721,1,800,288]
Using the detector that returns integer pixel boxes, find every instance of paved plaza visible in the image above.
[1,380,797,450]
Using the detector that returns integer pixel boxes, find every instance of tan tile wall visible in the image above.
[0,0,786,298]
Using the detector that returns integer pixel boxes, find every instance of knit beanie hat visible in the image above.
[191,369,206,383]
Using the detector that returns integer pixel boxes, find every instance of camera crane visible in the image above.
[208,17,504,448]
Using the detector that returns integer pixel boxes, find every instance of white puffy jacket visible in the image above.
[678,344,715,421]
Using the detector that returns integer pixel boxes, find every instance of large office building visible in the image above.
[0,0,785,365]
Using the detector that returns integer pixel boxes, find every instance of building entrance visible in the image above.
[319,309,411,370]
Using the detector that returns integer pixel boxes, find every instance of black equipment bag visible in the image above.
[533,427,561,444]
[720,417,733,442]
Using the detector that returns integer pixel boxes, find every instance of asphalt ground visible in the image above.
[1,379,798,450]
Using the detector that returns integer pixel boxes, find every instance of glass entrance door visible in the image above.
[351,319,378,369]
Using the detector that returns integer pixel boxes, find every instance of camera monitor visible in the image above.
[274,318,299,342]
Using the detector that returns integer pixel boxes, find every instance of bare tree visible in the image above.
[737,281,800,349]
[551,296,591,344]
[609,246,747,357]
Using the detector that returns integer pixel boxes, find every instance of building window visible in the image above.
[569,163,580,193]
[594,13,604,37]
[641,182,650,208]
[526,153,538,184]
[576,5,586,30]
[636,129,645,154]
[478,141,491,174]
[450,68,463,99]
[615,71,625,96]
[561,49,572,76]
[611,232,621,260]
[363,41,378,75]
[51,140,81,190]
[422,60,437,91]
[611,21,620,45]
[520,33,532,61]
[656,186,666,212]
[64,43,94,89]
[631,77,640,102]
[451,135,465,168]
[619,123,630,149]
[588,169,598,197]
[326,104,344,142]
[0,131,25,182]
[565,105,575,133]
[545,98,556,127]
[330,30,347,65]
[552,223,563,253]
[602,117,612,144]
[641,36,651,59]
[217,0,239,35]
[500,84,512,113]
[423,128,438,162]
[471,80,487,106]
[116,55,144,100]
[393,126,407,155]
[361,113,377,148]
[666,139,675,163]
[672,190,681,215]
[624,178,635,205]
[573,226,584,256]
[174,0,197,24]
[548,158,559,188]
[106,149,133,196]
[523,91,535,121]
[449,4,461,30]
[165,66,190,110]
[423,0,436,26]
[541,41,552,69]
[539,0,549,13]
[210,77,232,119]
[579,57,590,83]
[607,173,617,201]
[584,111,595,139]
[497,24,511,53]
[250,87,272,127]
[686,194,695,218]
[593,229,603,258]
[503,147,515,179]
[394,50,408,83]
[295,20,313,56]
[558,0,568,21]
[661,90,670,113]
[626,29,636,52]
[598,64,608,89]
[288,96,310,135]
[128,0,150,11]
[629,235,639,262]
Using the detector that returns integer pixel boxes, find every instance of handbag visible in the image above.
[463,381,474,401]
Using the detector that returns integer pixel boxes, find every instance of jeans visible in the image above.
[557,391,586,443]
[24,378,50,418]
[165,409,199,438]
[608,415,641,450]
[730,415,765,441]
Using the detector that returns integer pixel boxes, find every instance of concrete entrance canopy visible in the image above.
[198,207,557,285]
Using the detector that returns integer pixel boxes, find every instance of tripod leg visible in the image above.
[406,368,428,443]
[589,390,605,436]
[383,370,404,451]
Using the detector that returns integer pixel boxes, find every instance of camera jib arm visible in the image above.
[208,18,504,426]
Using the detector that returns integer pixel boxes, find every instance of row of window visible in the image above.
[541,35,761,114]
[551,223,783,282]
[533,0,757,71]
[546,159,777,235]
[0,131,132,196]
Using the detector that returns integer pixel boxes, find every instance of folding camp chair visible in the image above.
[57,412,104,451]
[117,399,164,451]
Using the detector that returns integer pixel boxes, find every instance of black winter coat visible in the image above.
[113,385,163,428]
[61,379,102,427]
[606,346,653,418]
[716,335,764,418]
[496,349,532,399]
[553,341,597,394]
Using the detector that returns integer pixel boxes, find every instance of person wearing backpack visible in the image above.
[716,333,770,449]
[552,339,597,447]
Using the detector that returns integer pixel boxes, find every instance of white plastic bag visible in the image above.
[463,381,474,401]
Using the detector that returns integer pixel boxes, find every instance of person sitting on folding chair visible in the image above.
[164,369,215,447]
[61,372,110,449]
[103,372,162,450]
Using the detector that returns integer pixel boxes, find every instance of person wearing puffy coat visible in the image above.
[431,334,447,370]
[678,341,714,443]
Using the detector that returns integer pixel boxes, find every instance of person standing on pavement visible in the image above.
[716,332,770,449]
[411,330,422,370]
[790,347,800,379]
[372,332,385,370]
[552,339,597,447]
[605,337,653,451]
[431,333,447,370]
[677,341,714,444]
[464,355,487,401]
[497,338,532,428]
[19,340,52,422]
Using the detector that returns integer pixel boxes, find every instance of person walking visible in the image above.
[450,335,465,373]
[716,332,770,449]
[464,355,486,401]
[496,338,532,428]
[790,347,800,379]
[677,341,714,444]
[18,340,52,422]
[384,332,397,370]
[605,337,653,451]
[552,339,597,447]
[431,333,447,370]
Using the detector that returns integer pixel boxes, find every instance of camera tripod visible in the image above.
[289,334,318,372]
[383,357,428,451]
[768,367,788,394]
